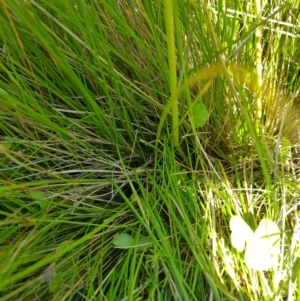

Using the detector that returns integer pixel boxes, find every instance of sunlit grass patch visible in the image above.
[0,0,299,300]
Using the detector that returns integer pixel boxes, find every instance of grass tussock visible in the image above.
[0,0,299,300]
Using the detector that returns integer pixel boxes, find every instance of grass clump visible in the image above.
[0,0,299,300]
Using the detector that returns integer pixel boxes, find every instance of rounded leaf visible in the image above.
[230,215,254,252]
[245,219,280,271]
[112,233,134,248]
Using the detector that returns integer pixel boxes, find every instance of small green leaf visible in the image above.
[1,142,12,149]
[112,233,134,248]
[30,191,48,211]
[136,236,151,250]
[191,103,209,128]
[30,191,47,201]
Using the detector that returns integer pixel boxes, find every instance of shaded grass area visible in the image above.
[0,0,300,300]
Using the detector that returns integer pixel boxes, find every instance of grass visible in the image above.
[0,0,300,300]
